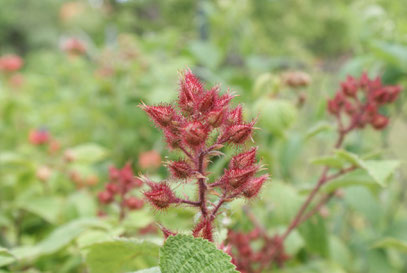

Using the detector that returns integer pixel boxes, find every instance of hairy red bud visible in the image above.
[222,122,254,144]
[243,175,268,198]
[230,147,257,169]
[207,108,226,127]
[225,165,258,188]
[183,122,208,147]
[144,182,176,209]
[199,89,216,113]
[228,105,243,124]
[140,104,176,128]
[168,160,193,179]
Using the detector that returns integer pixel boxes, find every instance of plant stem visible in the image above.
[281,128,349,240]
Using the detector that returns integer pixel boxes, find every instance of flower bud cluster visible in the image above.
[98,163,144,218]
[139,70,269,241]
[227,230,289,273]
[327,73,402,130]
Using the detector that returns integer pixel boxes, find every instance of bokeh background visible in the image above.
[0,0,406,273]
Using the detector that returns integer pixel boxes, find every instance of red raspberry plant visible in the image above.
[98,163,144,220]
[226,73,402,272]
[139,70,269,241]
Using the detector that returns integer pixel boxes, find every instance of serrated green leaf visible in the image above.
[159,235,238,273]
[321,169,377,193]
[85,238,160,273]
[372,238,407,253]
[335,150,400,187]
[362,160,400,187]
[335,150,364,167]
[70,143,108,163]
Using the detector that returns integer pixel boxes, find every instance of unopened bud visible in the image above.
[230,147,257,169]
[243,175,268,198]
[371,114,389,130]
[125,197,144,210]
[183,122,208,147]
[144,182,176,209]
[98,191,113,204]
[168,160,193,179]
[36,166,52,182]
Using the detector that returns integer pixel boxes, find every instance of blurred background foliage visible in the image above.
[0,0,406,272]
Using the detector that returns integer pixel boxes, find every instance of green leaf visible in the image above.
[372,238,407,253]
[362,160,400,187]
[0,247,16,267]
[159,235,238,273]
[266,181,303,225]
[85,238,160,273]
[0,218,110,267]
[70,143,108,163]
[37,218,109,255]
[335,150,400,187]
[17,196,62,223]
[321,169,377,193]
[310,155,346,169]
[298,215,329,258]
[335,150,364,167]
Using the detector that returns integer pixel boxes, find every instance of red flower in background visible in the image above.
[327,73,402,130]
[29,129,50,145]
[61,38,87,56]
[0,54,23,73]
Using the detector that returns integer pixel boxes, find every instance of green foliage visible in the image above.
[159,235,238,273]
[85,239,160,273]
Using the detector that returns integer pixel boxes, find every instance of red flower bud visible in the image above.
[164,129,182,149]
[359,72,369,88]
[198,89,216,113]
[243,175,268,198]
[222,122,254,144]
[227,105,243,124]
[168,160,193,179]
[179,71,203,114]
[225,165,258,188]
[120,163,135,183]
[386,86,402,103]
[106,182,119,194]
[207,108,226,127]
[183,122,208,147]
[341,76,358,97]
[371,114,389,130]
[144,182,176,209]
[230,147,257,169]
[344,101,356,115]
[327,99,339,115]
[140,104,176,128]
[28,129,50,145]
[109,166,121,181]
[125,197,144,210]
[98,191,113,204]
[0,54,23,72]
